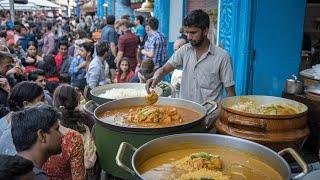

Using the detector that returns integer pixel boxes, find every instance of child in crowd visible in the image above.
[43,84,95,180]
[131,59,155,83]
[115,57,135,83]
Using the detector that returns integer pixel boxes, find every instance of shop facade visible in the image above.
[155,0,306,96]
[102,0,307,96]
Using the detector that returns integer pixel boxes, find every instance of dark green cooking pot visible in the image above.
[92,97,217,179]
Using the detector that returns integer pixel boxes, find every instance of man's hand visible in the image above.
[77,61,87,70]
[145,63,175,93]
[0,78,11,94]
[6,65,23,76]
[145,77,161,93]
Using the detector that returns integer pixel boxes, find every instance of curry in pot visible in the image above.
[97,105,203,128]
[138,147,283,180]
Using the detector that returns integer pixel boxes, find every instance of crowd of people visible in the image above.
[0,8,235,180]
[0,10,171,180]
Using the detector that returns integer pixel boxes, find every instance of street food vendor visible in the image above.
[146,9,236,104]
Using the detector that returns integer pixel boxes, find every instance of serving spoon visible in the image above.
[145,91,159,105]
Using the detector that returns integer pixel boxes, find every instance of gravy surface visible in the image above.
[98,105,203,128]
[138,147,283,180]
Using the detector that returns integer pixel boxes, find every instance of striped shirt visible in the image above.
[143,31,167,69]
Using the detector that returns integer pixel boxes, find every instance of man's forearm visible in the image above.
[110,43,117,57]
[153,63,175,81]
[225,85,236,97]
[141,49,153,58]
[116,51,124,65]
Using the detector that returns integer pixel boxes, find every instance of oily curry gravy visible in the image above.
[97,105,203,128]
[138,147,283,180]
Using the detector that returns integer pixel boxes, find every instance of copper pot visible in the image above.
[215,95,310,151]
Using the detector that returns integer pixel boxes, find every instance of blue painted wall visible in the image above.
[107,0,114,15]
[250,0,306,96]
[219,0,306,96]
[219,0,253,95]
[106,0,133,20]
[114,0,134,20]
[97,0,105,19]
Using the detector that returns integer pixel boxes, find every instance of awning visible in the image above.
[29,0,61,8]
[54,0,68,7]
[0,0,39,11]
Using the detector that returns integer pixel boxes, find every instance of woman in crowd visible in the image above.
[22,42,42,75]
[42,54,60,94]
[0,81,45,155]
[115,57,134,83]
[43,84,96,180]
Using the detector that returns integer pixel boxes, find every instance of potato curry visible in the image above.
[139,147,283,180]
[98,105,202,128]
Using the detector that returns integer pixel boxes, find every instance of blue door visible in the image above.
[249,0,306,96]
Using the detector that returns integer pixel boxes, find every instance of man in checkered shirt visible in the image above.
[140,17,167,69]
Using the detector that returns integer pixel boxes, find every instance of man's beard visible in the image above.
[189,36,205,47]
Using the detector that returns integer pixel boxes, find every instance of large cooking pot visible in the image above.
[116,133,308,180]
[93,97,217,179]
[215,95,309,151]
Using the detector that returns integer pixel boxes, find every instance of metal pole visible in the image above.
[67,0,70,17]
[9,0,15,23]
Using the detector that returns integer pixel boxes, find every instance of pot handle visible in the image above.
[83,100,99,116]
[278,148,308,179]
[116,142,137,176]
[201,100,218,115]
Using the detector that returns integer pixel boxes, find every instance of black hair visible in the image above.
[36,60,46,71]
[14,25,22,34]
[8,81,43,112]
[95,41,109,57]
[0,155,34,179]
[106,15,115,25]
[59,40,68,48]
[0,87,9,118]
[27,41,38,50]
[82,42,94,56]
[43,54,58,77]
[0,31,6,38]
[77,29,88,39]
[28,69,45,81]
[11,104,61,152]
[0,53,13,65]
[53,84,86,133]
[46,22,53,31]
[146,17,159,31]
[183,9,210,30]
[136,15,144,25]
